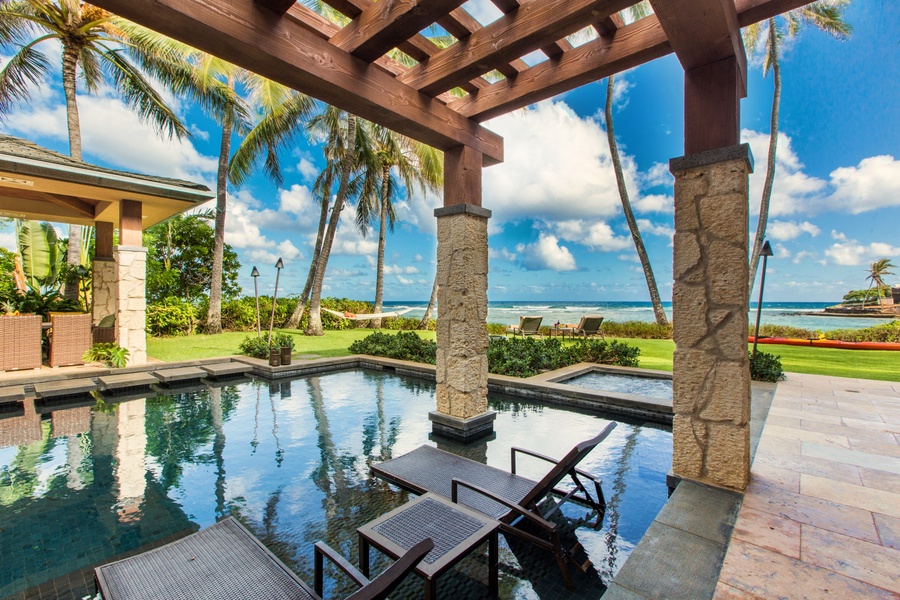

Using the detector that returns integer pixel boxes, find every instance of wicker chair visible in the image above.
[92,314,116,344]
[49,312,92,367]
[0,314,42,371]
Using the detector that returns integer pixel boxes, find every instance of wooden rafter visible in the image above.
[399,0,633,97]
[490,0,572,58]
[649,0,747,95]
[89,0,504,165]
[34,191,95,219]
[735,0,825,27]
[331,0,469,63]
[449,15,670,122]
[253,0,295,15]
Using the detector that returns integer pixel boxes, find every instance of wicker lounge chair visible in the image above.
[94,516,432,600]
[572,315,605,339]
[371,423,616,588]
[506,315,543,337]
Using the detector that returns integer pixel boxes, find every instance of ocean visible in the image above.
[382,300,897,331]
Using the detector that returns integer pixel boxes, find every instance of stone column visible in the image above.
[429,204,495,443]
[669,144,753,491]
[92,257,117,324]
[114,246,148,365]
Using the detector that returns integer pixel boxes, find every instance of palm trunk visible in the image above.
[207,83,235,335]
[418,275,438,330]
[749,20,780,294]
[370,165,390,329]
[62,42,84,301]
[284,173,332,329]
[306,114,356,336]
[605,76,668,327]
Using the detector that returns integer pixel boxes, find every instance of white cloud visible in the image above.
[462,0,502,24]
[189,124,209,141]
[766,220,820,241]
[824,236,900,266]
[791,250,816,265]
[414,254,423,262]
[831,230,848,241]
[632,194,673,214]
[297,158,318,181]
[551,219,631,251]
[0,230,15,250]
[489,247,517,262]
[516,233,577,271]
[643,162,671,187]
[276,239,302,261]
[396,275,416,285]
[773,243,791,259]
[744,129,826,217]
[635,219,674,240]
[329,203,378,256]
[278,184,317,223]
[824,155,900,214]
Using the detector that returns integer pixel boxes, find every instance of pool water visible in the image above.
[0,370,671,600]
[564,372,673,401]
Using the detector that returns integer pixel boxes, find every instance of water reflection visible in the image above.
[0,371,671,600]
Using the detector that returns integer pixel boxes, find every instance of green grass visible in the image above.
[148,330,900,382]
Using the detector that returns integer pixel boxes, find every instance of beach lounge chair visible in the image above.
[506,315,543,337]
[94,516,432,600]
[371,423,617,588]
[572,315,605,339]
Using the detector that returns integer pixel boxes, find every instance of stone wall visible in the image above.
[114,246,147,365]
[92,257,117,325]
[434,204,491,422]
[669,145,753,491]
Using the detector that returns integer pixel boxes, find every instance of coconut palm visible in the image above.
[862,258,895,307]
[601,3,668,326]
[356,125,442,328]
[745,2,851,292]
[0,1,188,299]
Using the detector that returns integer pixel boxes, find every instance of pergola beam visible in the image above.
[331,0,469,63]
[450,15,671,122]
[34,191,95,219]
[253,0,295,15]
[649,0,747,95]
[400,0,631,97]
[735,0,822,27]
[90,0,503,165]
[489,0,572,58]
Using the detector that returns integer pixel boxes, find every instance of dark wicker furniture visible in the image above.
[0,314,41,371]
[94,516,432,600]
[371,423,616,587]
[49,312,92,367]
[358,493,499,599]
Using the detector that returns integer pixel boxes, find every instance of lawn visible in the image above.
[148,329,900,382]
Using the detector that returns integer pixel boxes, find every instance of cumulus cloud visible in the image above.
[642,162,672,188]
[0,230,15,250]
[744,130,900,217]
[766,220,821,241]
[551,219,631,251]
[329,204,378,256]
[489,247,517,262]
[824,234,900,266]
[632,194,673,214]
[516,233,577,271]
[635,219,674,240]
[297,158,318,181]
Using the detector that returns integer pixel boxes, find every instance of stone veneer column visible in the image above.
[428,203,496,443]
[669,144,753,491]
[114,246,148,365]
[92,257,117,324]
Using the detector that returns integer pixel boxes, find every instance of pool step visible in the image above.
[200,362,253,380]
[152,367,207,387]
[33,378,98,413]
[99,373,158,395]
[0,385,25,419]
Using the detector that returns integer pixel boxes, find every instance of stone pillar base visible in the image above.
[114,245,148,366]
[429,410,496,444]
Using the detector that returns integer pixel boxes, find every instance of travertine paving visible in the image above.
[714,373,900,599]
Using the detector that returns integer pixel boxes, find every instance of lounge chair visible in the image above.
[371,423,617,588]
[572,315,605,339]
[506,315,543,337]
[94,516,432,600]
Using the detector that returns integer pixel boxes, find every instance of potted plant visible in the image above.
[274,333,295,366]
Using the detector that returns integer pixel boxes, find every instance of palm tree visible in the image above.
[862,258,895,308]
[0,1,188,299]
[745,2,851,292]
[356,125,442,328]
[305,107,373,336]
[601,3,668,327]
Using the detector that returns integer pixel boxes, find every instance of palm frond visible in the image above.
[0,40,51,118]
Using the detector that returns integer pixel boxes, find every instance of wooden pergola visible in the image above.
[91,0,811,492]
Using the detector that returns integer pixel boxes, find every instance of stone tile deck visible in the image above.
[715,373,900,599]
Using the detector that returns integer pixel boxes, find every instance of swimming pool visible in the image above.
[0,369,671,599]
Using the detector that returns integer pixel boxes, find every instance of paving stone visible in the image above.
[152,367,206,384]
[200,362,252,379]
[800,474,900,518]
[612,521,726,600]
[598,582,648,599]
[654,480,742,545]
[800,523,900,593]
[731,507,800,559]
[98,372,158,391]
[712,581,760,599]
[33,378,98,398]
[802,442,900,476]
[718,538,896,600]
[874,513,900,550]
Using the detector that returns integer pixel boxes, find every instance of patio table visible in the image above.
[358,492,499,599]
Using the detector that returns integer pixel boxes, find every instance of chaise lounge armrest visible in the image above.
[511,446,602,483]
[451,478,557,533]
[316,538,434,600]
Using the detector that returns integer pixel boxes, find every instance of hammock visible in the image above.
[323,306,422,321]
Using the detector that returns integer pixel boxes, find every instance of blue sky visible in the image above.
[1,1,897,303]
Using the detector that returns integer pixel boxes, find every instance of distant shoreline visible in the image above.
[801,311,896,319]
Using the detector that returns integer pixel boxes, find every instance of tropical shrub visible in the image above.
[0,289,81,317]
[348,331,437,364]
[823,321,900,343]
[83,343,130,368]
[749,351,784,382]
[238,335,271,359]
[381,316,434,331]
[842,286,889,305]
[147,296,197,336]
[487,337,640,378]
[273,332,295,350]
[599,321,673,339]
